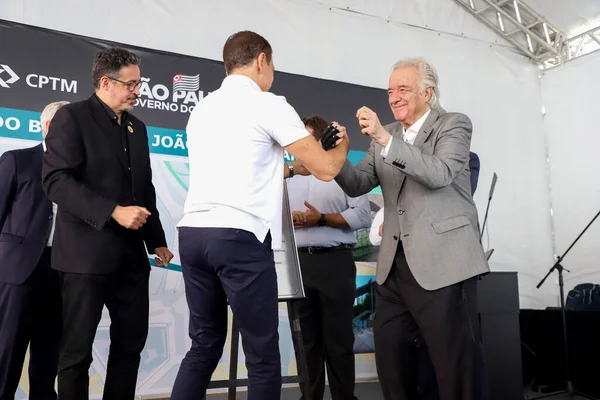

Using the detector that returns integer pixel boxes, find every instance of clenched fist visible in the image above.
[356,106,391,147]
[112,205,151,230]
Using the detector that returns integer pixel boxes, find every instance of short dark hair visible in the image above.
[222,31,272,74]
[92,47,141,89]
[302,115,330,141]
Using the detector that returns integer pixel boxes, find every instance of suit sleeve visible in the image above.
[334,141,379,197]
[0,151,17,232]
[139,124,167,253]
[41,107,117,231]
[383,113,472,189]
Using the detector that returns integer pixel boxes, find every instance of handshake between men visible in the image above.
[320,123,342,150]
[316,108,390,154]
[285,120,350,181]
[318,121,347,151]
[292,107,385,179]
[288,109,389,188]
[301,107,389,159]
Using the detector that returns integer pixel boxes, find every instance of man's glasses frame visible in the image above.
[108,77,141,92]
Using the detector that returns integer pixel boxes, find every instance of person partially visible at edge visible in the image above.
[0,101,68,400]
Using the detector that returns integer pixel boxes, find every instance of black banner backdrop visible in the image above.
[0,19,393,156]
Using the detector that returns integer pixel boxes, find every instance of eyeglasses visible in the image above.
[108,77,141,91]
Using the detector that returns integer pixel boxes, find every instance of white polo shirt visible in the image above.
[177,75,309,249]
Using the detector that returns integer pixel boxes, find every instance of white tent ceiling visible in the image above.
[526,0,600,37]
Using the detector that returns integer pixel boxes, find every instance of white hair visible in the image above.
[40,101,69,135]
[392,57,444,112]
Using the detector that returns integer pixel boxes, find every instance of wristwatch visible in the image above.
[287,163,294,178]
[318,213,326,227]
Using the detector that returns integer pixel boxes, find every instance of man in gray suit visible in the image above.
[335,57,490,400]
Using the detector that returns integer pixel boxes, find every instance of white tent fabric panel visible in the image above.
[0,0,555,309]
[541,51,600,298]
[524,0,600,37]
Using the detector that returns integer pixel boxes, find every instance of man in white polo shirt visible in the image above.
[171,30,350,400]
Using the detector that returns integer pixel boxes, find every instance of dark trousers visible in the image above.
[297,248,358,400]
[0,248,61,400]
[416,316,491,400]
[57,252,150,400]
[374,247,482,400]
[416,339,440,400]
[171,228,281,400]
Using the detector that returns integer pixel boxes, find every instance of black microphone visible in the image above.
[488,172,498,200]
[480,172,497,242]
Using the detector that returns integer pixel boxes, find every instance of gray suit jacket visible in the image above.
[335,109,490,290]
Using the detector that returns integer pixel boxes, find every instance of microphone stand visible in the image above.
[533,209,600,399]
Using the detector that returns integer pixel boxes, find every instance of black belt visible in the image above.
[297,244,354,254]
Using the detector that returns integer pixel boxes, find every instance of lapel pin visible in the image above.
[127,126,134,133]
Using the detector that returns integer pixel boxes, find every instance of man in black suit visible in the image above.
[0,100,68,400]
[42,47,173,400]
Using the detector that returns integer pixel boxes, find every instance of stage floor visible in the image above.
[200,383,591,400]
[525,388,594,400]
[205,381,383,399]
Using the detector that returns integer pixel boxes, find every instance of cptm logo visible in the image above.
[0,64,19,88]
